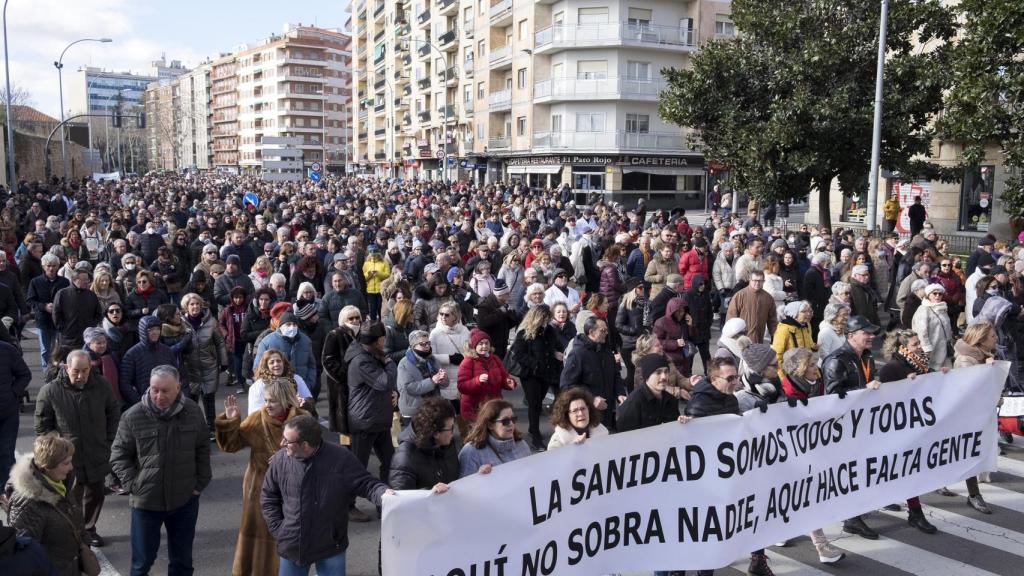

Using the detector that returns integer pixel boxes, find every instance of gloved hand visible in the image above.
[756,400,769,413]
[0,317,12,330]
[448,352,464,365]
[837,389,848,400]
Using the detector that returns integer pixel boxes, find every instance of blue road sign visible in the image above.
[309,171,322,183]
[242,191,260,208]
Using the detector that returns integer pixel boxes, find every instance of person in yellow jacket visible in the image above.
[771,300,815,376]
[362,244,391,321]
[883,192,901,233]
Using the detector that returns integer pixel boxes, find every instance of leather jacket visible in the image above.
[822,342,876,396]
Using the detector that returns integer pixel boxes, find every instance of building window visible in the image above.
[478,40,486,57]
[551,114,562,133]
[517,68,527,89]
[518,19,528,40]
[626,61,651,81]
[517,116,526,136]
[715,15,735,37]
[576,113,605,132]
[478,81,486,99]
[477,123,484,138]
[577,7,608,24]
[625,113,650,133]
[553,11,564,26]
[960,166,995,232]
[464,85,472,103]
[577,60,608,80]
[627,8,652,29]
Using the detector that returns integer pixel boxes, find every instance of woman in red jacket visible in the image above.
[457,329,517,425]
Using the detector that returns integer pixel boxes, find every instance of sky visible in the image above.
[3,0,352,118]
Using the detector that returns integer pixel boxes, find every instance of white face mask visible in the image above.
[346,322,361,333]
[125,263,136,271]
[987,288,999,296]
[281,325,299,338]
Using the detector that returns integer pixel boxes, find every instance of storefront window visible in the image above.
[960,165,994,232]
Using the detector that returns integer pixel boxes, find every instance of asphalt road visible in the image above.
[10,324,1024,576]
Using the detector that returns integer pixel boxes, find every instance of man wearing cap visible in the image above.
[404,240,427,285]
[822,314,883,540]
[52,267,103,348]
[344,322,398,517]
[543,268,581,311]
[966,237,996,276]
[328,251,359,294]
[36,349,120,547]
[848,264,879,326]
[676,237,710,290]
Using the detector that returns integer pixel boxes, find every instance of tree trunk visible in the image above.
[817,183,832,232]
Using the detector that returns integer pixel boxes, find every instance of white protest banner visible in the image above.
[382,362,1007,575]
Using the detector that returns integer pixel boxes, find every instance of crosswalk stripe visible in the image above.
[822,524,1003,576]
[996,455,1024,478]
[879,506,1024,558]
[729,549,832,575]
[942,482,1024,515]
[94,548,121,576]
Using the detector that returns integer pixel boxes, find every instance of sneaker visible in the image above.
[967,494,992,514]
[816,543,845,564]
[907,508,937,534]
[87,533,106,548]
[842,516,879,540]
[978,471,992,483]
[236,386,246,395]
[349,507,372,522]
[935,486,956,497]
[747,552,774,576]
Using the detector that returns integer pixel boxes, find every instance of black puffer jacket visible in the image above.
[822,342,876,396]
[388,423,460,490]
[34,370,120,484]
[6,455,84,576]
[685,378,741,418]
[684,275,713,344]
[615,294,649,350]
[345,343,397,433]
[511,325,561,386]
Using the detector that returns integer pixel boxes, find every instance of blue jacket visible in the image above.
[0,340,31,419]
[253,328,316,388]
[118,316,178,406]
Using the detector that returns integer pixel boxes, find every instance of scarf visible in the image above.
[186,312,204,332]
[43,474,66,498]
[593,309,608,321]
[405,348,438,375]
[136,284,156,297]
[162,322,186,338]
[896,346,930,374]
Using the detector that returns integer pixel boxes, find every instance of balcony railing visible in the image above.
[417,10,431,25]
[489,0,512,22]
[373,3,385,18]
[374,78,386,90]
[418,44,431,57]
[488,136,510,150]
[418,110,432,121]
[437,67,458,83]
[374,29,385,42]
[375,128,387,136]
[437,28,458,46]
[488,44,511,64]
[397,23,411,37]
[535,23,697,51]
[463,99,475,113]
[418,77,432,89]
[487,89,511,111]
[437,0,457,14]
[533,76,668,101]
[437,104,455,118]
[532,131,688,152]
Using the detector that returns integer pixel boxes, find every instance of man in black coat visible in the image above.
[617,354,684,432]
[475,280,519,359]
[650,274,684,324]
[0,339,31,487]
[26,253,69,369]
[52,268,103,348]
[560,317,627,430]
[907,196,927,237]
[965,237,996,276]
[803,253,832,340]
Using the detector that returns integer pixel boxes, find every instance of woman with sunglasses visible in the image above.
[101,302,135,359]
[125,270,169,327]
[457,398,532,478]
[934,258,965,330]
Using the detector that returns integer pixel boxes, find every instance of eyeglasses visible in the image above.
[718,375,740,382]
[495,416,518,426]
[108,309,122,314]
[567,407,588,414]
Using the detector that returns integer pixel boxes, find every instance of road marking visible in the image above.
[995,455,1024,478]
[94,548,121,576]
[729,549,831,575]
[879,506,1024,557]
[942,482,1024,514]
[823,523,1002,576]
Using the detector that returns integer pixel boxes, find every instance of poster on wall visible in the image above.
[891,179,931,234]
[960,166,994,232]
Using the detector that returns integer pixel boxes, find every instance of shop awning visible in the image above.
[622,166,706,176]
[507,165,562,174]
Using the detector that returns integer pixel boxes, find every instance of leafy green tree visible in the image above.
[937,0,1024,223]
[660,0,955,229]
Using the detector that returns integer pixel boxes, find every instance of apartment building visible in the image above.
[233,25,353,173]
[144,64,213,171]
[211,55,240,170]
[352,0,732,205]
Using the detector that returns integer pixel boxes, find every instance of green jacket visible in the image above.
[110,394,212,511]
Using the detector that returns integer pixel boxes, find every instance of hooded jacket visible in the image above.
[118,315,178,405]
[109,392,212,512]
[684,378,741,418]
[253,328,317,390]
[6,455,84,576]
[653,297,692,372]
[345,343,398,432]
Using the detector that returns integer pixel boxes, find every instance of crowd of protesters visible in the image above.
[0,173,1020,576]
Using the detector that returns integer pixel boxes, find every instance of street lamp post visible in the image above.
[866,0,889,233]
[55,37,112,182]
[382,76,396,181]
[404,38,450,183]
[3,0,16,188]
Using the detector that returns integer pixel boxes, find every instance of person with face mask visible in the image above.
[252,312,317,393]
[396,331,449,426]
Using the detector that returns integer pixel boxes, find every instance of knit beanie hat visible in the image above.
[741,343,776,374]
[294,302,317,321]
[358,322,387,344]
[469,328,491,348]
[447,266,460,283]
[638,353,670,382]
[783,301,805,320]
[722,317,747,339]
[492,279,510,297]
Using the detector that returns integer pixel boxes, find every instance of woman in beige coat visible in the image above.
[644,241,676,298]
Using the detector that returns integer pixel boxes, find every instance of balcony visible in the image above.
[358,132,369,141]
[403,85,413,96]
[535,23,697,54]
[373,48,387,65]
[395,97,409,109]
[417,77,432,90]
[357,23,368,37]
[374,29,385,42]
[437,28,458,50]
[488,89,511,111]
[417,9,431,28]
[437,0,458,15]
[463,59,475,77]
[359,110,369,120]
[533,76,668,103]
[532,131,691,153]
[402,54,412,66]
[375,152,387,160]
[437,67,458,85]
[397,23,411,37]
[437,104,455,119]
[373,2,385,21]
[375,128,387,138]
[488,44,511,68]
[418,43,431,58]
[463,19,475,37]
[374,102,386,113]
[374,78,386,90]
[356,0,366,14]
[418,110,432,122]
[489,0,512,26]
[488,136,510,151]
[462,99,475,114]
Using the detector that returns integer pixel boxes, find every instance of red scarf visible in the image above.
[593,309,608,320]
[136,284,155,297]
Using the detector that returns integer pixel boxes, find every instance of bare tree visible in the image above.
[0,83,35,128]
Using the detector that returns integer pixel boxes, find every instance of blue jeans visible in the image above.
[0,410,19,488]
[130,495,200,576]
[37,326,57,369]
[230,349,245,388]
[279,551,346,576]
